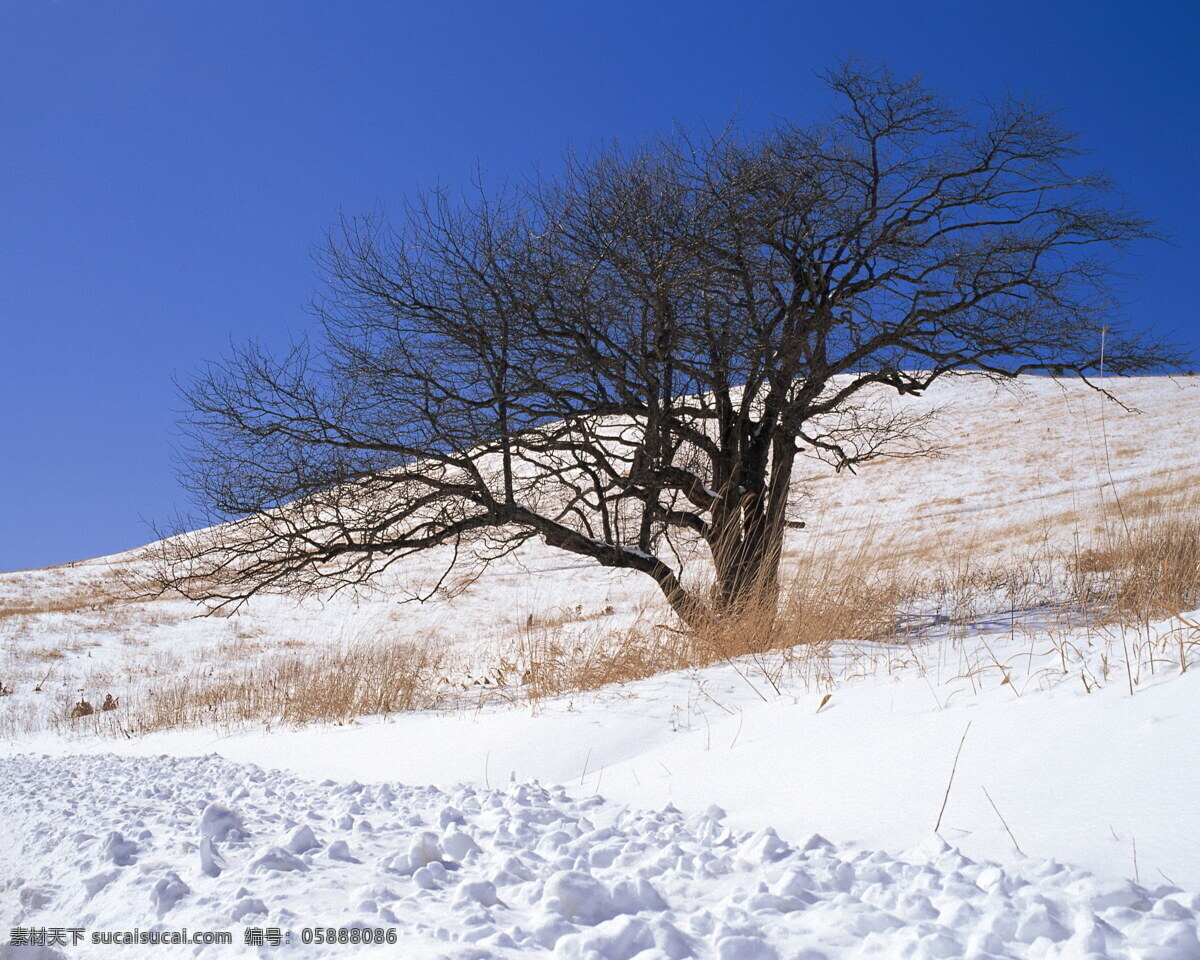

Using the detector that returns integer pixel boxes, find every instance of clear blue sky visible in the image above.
[1,0,1197,571]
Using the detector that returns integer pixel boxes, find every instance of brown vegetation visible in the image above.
[112,637,443,735]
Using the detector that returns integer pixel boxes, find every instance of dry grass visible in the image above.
[0,573,183,641]
[1078,499,1200,622]
[465,541,917,710]
[76,636,446,736]
[23,647,67,662]
[510,621,694,704]
[0,582,114,620]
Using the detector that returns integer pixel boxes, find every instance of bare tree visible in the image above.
[155,62,1182,627]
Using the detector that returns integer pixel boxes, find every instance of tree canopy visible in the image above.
[157,62,1182,625]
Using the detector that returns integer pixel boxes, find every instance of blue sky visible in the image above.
[1,0,1197,571]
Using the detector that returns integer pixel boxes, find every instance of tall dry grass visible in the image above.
[475,532,923,708]
[1077,502,1200,622]
[66,637,445,737]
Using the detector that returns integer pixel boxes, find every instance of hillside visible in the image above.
[1,373,1199,959]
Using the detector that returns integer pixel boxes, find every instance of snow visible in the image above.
[4,751,1198,960]
[4,620,1200,957]
[2,374,1200,958]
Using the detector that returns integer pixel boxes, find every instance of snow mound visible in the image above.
[2,753,1196,959]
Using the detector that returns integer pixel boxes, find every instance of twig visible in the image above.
[981,785,1022,853]
[934,721,973,833]
[729,709,745,749]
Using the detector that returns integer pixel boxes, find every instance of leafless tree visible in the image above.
[154,62,1182,627]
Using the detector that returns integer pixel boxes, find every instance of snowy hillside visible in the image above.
[2,373,1199,959]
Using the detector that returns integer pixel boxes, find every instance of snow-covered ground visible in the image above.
[5,619,1200,958]
[4,748,1198,960]
[2,374,1200,958]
